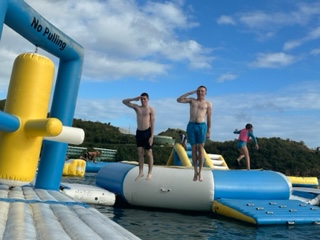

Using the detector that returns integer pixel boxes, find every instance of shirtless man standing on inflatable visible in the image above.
[177,86,212,182]
[123,93,155,181]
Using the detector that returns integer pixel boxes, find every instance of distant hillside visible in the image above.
[1,99,320,176]
[71,119,320,177]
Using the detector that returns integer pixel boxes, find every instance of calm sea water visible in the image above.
[62,173,320,240]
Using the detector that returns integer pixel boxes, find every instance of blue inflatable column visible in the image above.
[0,1,8,35]
[36,59,83,190]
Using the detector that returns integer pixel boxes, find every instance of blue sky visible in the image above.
[1,0,320,149]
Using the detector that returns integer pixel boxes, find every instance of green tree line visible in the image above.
[71,119,320,177]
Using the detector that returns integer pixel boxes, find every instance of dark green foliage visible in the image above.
[71,119,320,176]
[206,137,320,177]
[0,99,5,110]
[158,128,186,144]
[152,146,173,165]
[72,119,135,147]
[70,120,173,165]
[113,144,171,165]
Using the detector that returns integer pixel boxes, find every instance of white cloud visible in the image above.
[61,0,206,59]
[216,15,236,25]
[310,48,320,56]
[83,51,170,81]
[237,3,320,29]
[284,27,320,50]
[217,73,237,83]
[249,52,296,68]
[218,2,320,42]
[0,0,213,87]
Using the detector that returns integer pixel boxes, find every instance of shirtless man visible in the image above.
[123,93,155,181]
[177,86,212,182]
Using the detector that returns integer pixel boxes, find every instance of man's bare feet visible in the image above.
[135,173,144,181]
[145,173,152,180]
[193,172,198,181]
[199,172,203,182]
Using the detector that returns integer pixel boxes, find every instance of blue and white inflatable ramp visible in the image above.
[96,162,320,225]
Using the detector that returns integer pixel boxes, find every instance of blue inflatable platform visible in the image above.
[96,162,320,225]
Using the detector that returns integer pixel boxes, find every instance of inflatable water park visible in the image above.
[1,1,320,239]
[95,143,320,225]
[0,1,139,239]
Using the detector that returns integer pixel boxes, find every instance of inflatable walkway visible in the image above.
[0,184,139,239]
[96,162,320,225]
[212,199,320,225]
[166,143,229,170]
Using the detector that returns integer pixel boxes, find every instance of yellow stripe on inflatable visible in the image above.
[63,159,86,177]
[212,200,256,224]
[287,176,319,187]
[0,53,55,186]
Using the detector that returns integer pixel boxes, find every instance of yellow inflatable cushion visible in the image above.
[63,159,86,177]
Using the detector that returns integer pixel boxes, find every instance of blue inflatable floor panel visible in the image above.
[213,199,320,225]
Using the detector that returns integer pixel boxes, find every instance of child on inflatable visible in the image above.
[234,123,259,170]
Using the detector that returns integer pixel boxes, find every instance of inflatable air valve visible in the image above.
[0,53,62,186]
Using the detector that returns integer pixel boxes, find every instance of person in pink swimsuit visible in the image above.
[234,123,259,170]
